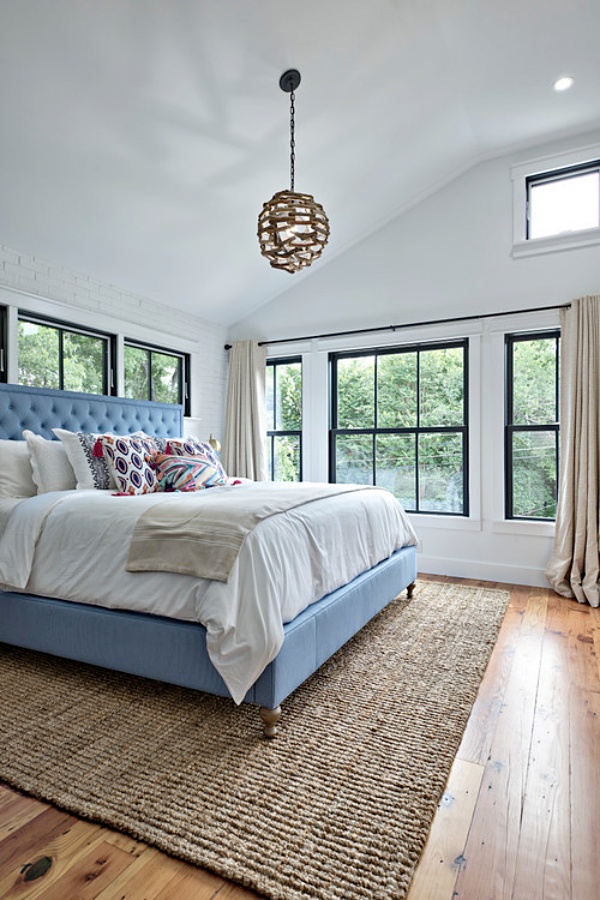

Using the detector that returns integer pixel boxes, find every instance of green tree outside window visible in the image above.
[123,344,182,406]
[506,332,559,520]
[18,319,106,394]
[331,342,468,515]
[266,358,302,481]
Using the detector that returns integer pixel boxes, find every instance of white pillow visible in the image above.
[53,428,116,490]
[23,430,77,493]
[0,440,37,498]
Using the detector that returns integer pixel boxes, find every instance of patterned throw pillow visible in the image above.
[153,453,227,492]
[164,436,227,480]
[99,434,158,495]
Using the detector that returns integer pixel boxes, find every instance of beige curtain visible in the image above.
[222,340,267,481]
[545,295,600,607]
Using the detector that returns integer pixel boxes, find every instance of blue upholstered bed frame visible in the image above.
[0,383,417,736]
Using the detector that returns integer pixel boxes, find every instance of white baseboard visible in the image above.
[416,553,550,588]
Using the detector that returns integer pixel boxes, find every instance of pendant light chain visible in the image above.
[289,88,295,192]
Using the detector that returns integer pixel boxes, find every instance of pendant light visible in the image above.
[258,69,330,273]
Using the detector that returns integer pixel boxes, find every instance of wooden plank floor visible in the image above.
[0,575,598,899]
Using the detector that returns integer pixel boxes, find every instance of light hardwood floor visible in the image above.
[0,576,598,899]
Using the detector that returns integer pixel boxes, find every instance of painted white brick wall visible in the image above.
[0,243,229,440]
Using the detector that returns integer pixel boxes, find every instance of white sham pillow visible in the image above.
[53,428,116,490]
[23,430,77,493]
[0,439,37,498]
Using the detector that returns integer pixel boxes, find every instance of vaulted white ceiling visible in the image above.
[1,1,598,326]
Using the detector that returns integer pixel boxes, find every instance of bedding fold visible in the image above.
[126,482,369,582]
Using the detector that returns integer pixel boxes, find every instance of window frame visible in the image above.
[511,141,600,258]
[525,159,600,240]
[504,329,560,522]
[0,306,7,384]
[265,355,303,482]
[329,338,470,517]
[123,338,190,414]
[17,311,115,395]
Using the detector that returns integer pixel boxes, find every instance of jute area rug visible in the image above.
[0,580,509,900]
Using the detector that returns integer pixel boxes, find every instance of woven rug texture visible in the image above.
[0,580,509,900]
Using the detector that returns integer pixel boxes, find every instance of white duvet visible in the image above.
[0,483,416,703]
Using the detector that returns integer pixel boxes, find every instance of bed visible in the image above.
[0,383,417,737]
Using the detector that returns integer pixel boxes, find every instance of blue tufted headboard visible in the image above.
[0,383,184,441]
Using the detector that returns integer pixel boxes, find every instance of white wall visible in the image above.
[228,129,600,587]
[265,308,559,588]
[0,243,229,441]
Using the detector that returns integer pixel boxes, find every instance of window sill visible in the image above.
[512,226,600,259]
[408,514,481,532]
[492,519,555,537]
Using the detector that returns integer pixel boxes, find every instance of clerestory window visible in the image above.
[526,160,600,240]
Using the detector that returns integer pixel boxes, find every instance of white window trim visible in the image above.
[0,284,199,355]
[409,513,481,532]
[492,519,554,537]
[511,141,600,258]
[1,283,197,409]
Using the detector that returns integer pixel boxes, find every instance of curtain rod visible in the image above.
[223,303,569,350]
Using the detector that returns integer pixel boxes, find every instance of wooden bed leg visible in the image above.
[407,581,416,598]
[259,705,282,739]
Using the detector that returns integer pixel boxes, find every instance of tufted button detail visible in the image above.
[0,385,183,442]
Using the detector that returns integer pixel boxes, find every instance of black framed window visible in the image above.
[505,331,560,520]
[330,340,469,515]
[526,160,600,240]
[18,314,112,395]
[266,357,302,481]
[0,306,7,384]
[124,340,189,412]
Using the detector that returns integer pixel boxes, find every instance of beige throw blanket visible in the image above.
[126,483,369,583]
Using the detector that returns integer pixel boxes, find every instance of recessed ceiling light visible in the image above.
[553,76,574,92]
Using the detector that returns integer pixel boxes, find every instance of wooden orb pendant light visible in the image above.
[258,69,330,274]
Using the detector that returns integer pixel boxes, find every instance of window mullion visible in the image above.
[146,350,153,403]
[373,355,378,486]
[555,334,560,423]
[415,350,421,513]
[271,434,275,481]
[58,328,65,391]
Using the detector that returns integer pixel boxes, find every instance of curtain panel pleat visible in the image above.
[545,295,600,607]
[222,340,267,481]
